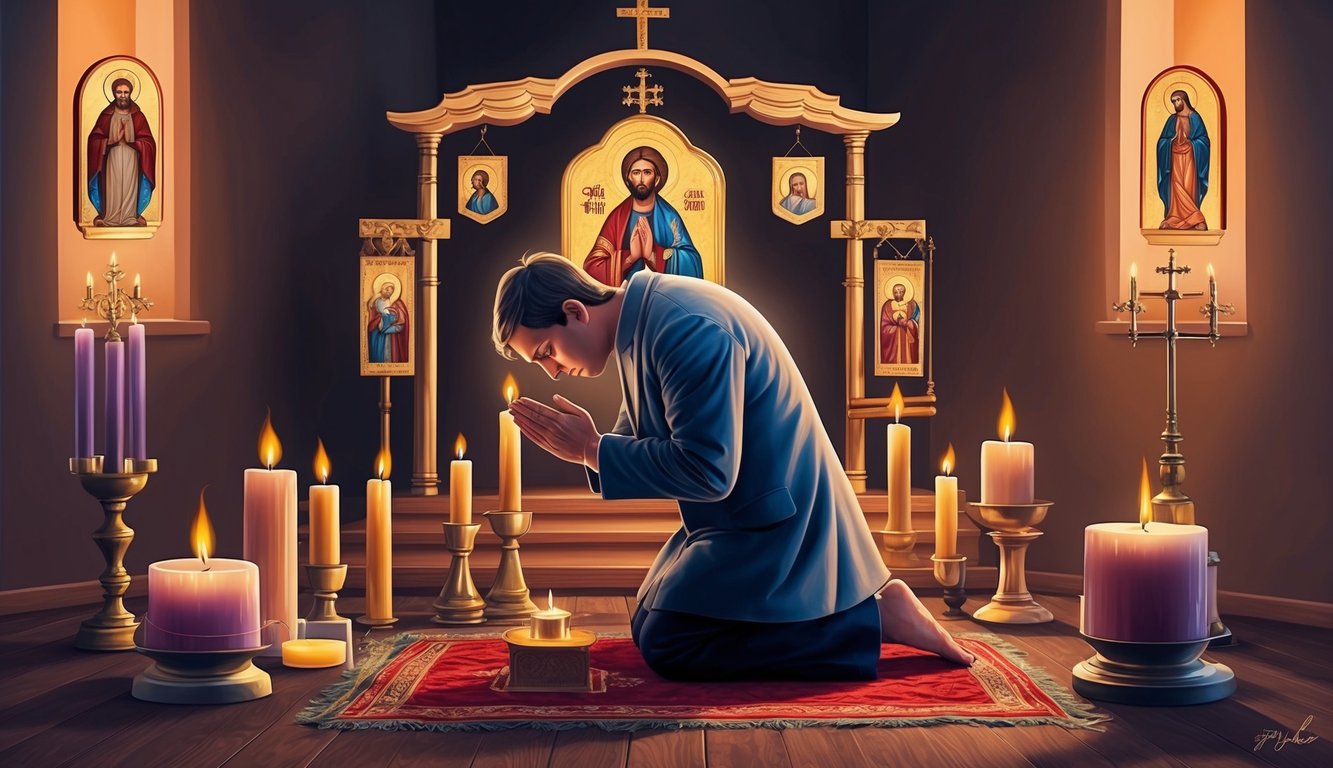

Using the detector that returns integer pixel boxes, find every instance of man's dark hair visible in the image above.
[1170,89,1194,111]
[620,146,668,193]
[492,252,617,359]
[472,169,489,187]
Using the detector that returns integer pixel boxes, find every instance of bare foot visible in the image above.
[877,580,975,666]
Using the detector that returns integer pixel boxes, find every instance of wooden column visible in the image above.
[843,132,869,492]
[413,133,443,496]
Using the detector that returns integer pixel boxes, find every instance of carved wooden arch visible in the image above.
[387,48,899,136]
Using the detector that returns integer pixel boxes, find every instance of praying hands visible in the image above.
[507,395,602,472]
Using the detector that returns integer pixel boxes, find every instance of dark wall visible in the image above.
[2,0,1329,602]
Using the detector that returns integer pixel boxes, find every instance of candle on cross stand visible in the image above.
[146,489,261,651]
[1082,459,1208,641]
[499,374,522,512]
[980,389,1034,504]
[934,443,958,558]
[364,447,395,623]
[308,438,340,565]
[450,434,472,525]
[242,411,298,650]
[73,321,94,459]
[885,383,910,534]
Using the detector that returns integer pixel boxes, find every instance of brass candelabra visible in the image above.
[1113,249,1235,645]
[79,254,154,340]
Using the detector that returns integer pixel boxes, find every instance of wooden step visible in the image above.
[304,487,981,591]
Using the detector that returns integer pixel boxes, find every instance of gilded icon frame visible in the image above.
[873,259,926,378]
[360,256,416,377]
[771,156,825,225]
[458,155,508,224]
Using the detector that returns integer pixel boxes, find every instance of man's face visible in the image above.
[508,312,609,380]
[114,86,132,109]
[789,175,807,198]
[1171,94,1184,113]
[472,174,484,190]
[380,283,395,300]
[627,160,658,201]
[893,284,906,301]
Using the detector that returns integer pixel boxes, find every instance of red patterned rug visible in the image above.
[297,632,1108,732]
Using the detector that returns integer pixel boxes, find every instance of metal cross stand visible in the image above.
[1112,248,1236,646]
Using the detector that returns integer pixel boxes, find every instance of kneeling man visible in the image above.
[492,253,972,681]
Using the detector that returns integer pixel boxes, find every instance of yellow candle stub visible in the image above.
[281,638,346,668]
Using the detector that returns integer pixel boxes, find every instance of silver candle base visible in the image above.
[1072,632,1235,706]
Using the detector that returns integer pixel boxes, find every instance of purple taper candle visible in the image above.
[104,338,125,471]
[74,327,95,458]
[126,322,146,460]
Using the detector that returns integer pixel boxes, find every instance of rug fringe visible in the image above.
[956,631,1112,731]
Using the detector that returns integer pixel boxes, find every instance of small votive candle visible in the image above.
[531,589,570,640]
[282,638,346,668]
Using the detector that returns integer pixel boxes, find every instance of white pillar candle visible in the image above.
[308,438,339,565]
[885,384,910,532]
[365,465,393,620]
[1083,522,1209,641]
[243,413,298,647]
[499,374,522,511]
[450,433,472,525]
[145,559,260,651]
[934,444,958,558]
[980,389,1034,504]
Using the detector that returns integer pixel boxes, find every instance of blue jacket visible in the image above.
[589,271,891,622]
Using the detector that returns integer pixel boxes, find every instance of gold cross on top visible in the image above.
[622,68,664,113]
[617,0,669,50]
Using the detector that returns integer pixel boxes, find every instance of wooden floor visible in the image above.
[0,591,1328,768]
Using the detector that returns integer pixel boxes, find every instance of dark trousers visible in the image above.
[630,595,882,681]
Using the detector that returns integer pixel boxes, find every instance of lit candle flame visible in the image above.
[940,443,955,476]
[503,372,519,405]
[454,433,467,460]
[86,272,93,288]
[997,388,1016,442]
[375,446,392,481]
[1207,263,1215,279]
[547,589,555,611]
[257,409,283,469]
[110,252,117,267]
[889,383,904,423]
[1130,263,1137,279]
[1139,457,1152,530]
[134,273,142,298]
[191,487,215,566]
[313,437,331,484]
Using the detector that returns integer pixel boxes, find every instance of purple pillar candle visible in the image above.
[73,327,95,458]
[126,323,146,460]
[104,339,125,472]
[145,558,261,651]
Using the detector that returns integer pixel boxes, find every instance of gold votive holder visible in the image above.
[531,609,571,640]
[501,627,597,692]
[1072,632,1235,706]
[482,510,538,622]
[930,554,968,619]
[304,564,348,623]
[433,522,486,625]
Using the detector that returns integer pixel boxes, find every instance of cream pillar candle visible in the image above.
[450,433,473,525]
[499,373,522,511]
[980,389,1034,504]
[885,384,911,533]
[934,443,958,558]
[308,438,340,565]
[242,412,298,648]
[365,449,393,620]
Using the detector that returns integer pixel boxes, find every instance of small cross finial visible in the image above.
[622,68,664,114]
[617,0,669,50]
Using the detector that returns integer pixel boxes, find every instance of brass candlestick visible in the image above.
[880,530,922,568]
[930,554,968,619]
[965,501,1054,624]
[69,456,157,651]
[482,510,538,622]
[1113,249,1236,646]
[304,564,348,623]
[433,522,486,625]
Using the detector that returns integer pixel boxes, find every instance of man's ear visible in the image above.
[562,299,589,325]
